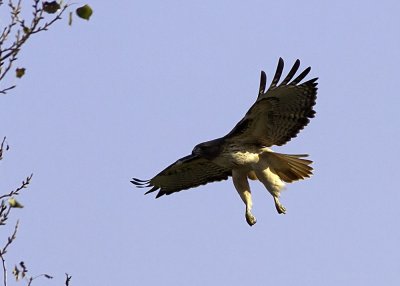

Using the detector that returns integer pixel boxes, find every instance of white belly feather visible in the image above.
[213,144,272,167]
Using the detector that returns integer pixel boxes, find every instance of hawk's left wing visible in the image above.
[131,154,231,198]
[224,58,318,147]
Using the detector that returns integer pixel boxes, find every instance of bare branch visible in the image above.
[27,273,53,286]
[0,85,16,94]
[0,252,6,286]
[0,174,33,201]
[0,1,20,47]
[0,220,19,286]
[65,273,72,286]
[0,137,9,160]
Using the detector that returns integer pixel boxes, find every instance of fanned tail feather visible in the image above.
[263,152,313,183]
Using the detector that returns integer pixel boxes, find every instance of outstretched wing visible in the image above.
[131,154,231,198]
[225,58,318,146]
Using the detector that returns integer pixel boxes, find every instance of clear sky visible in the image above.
[1,0,400,285]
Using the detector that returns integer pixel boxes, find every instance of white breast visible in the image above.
[214,144,271,167]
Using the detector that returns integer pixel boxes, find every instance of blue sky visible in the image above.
[1,0,400,285]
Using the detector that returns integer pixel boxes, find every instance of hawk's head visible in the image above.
[192,138,224,160]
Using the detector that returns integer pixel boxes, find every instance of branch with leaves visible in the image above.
[0,174,30,286]
[13,261,54,286]
[0,150,70,286]
[1,1,93,285]
[0,0,93,94]
[0,173,33,286]
[0,174,31,225]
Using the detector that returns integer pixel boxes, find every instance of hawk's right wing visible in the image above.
[224,58,318,147]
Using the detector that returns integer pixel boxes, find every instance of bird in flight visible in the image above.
[132,58,318,226]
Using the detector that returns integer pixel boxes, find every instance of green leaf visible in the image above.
[76,5,93,20]
[43,1,61,14]
[15,68,25,78]
[8,197,24,208]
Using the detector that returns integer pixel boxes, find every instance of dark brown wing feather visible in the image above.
[225,58,317,147]
[131,154,231,198]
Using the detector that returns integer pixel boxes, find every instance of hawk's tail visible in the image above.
[263,152,313,183]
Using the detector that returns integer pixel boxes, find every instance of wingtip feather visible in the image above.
[290,66,311,85]
[131,178,150,186]
[259,71,267,94]
[155,190,166,198]
[144,185,160,195]
[279,59,301,86]
[269,58,284,89]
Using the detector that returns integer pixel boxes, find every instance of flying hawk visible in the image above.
[132,58,317,226]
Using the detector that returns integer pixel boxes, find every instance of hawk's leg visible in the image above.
[254,167,286,215]
[232,169,257,226]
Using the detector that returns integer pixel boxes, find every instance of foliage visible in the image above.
[0,0,93,94]
[76,4,92,20]
[0,1,93,285]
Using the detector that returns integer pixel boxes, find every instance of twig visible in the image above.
[65,273,72,286]
[0,251,6,286]
[0,1,69,63]
[0,0,70,95]
[0,137,9,160]
[27,273,53,286]
[0,174,32,226]
[0,174,33,201]
[0,1,20,47]
[0,220,19,286]
[0,85,16,94]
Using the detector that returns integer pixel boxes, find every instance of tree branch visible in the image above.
[0,174,32,227]
[0,174,33,201]
[0,137,9,160]
[0,0,70,94]
[0,220,19,286]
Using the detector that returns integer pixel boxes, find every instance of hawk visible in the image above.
[132,58,317,226]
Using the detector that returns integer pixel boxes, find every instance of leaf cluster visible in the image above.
[0,1,93,94]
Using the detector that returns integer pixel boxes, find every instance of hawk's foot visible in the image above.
[246,211,257,226]
[274,197,286,214]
